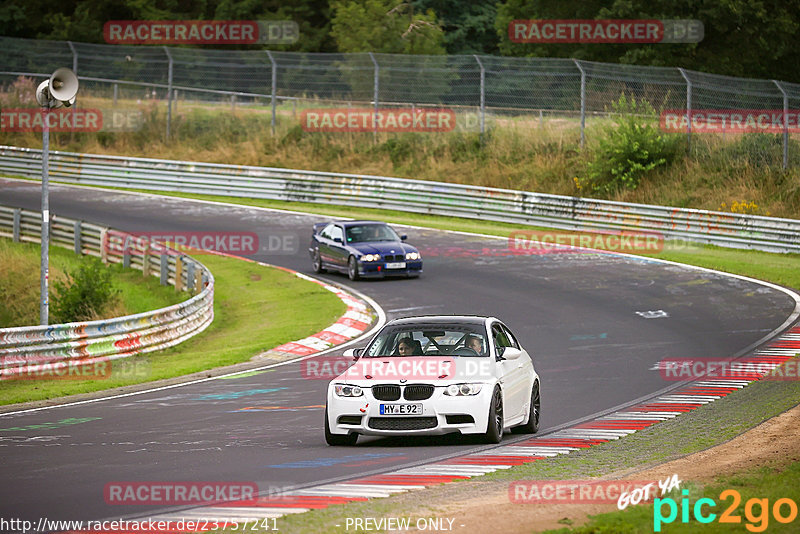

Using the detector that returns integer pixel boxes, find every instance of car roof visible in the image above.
[385,315,496,327]
[336,220,388,227]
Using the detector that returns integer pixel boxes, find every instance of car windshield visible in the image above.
[365,324,489,357]
[346,224,399,243]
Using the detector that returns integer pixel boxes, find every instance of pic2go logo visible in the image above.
[654,489,798,532]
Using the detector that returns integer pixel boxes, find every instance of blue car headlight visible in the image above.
[361,254,381,262]
[405,252,420,260]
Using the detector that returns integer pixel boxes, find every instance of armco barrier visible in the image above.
[1,145,799,253]
[0,205,214,379]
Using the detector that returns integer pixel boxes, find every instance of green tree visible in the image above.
[412,0,500,54]
[495,0,800,83]
[331,0,445,54]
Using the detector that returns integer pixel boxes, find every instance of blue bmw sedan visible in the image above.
[309,220,422,280]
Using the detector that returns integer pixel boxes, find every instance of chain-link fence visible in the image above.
[1,35,799,168]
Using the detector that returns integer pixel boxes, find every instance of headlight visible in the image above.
[444,383,483,396]
[405,252,420,260]
[334,384,363,397]
[361,254,380,262]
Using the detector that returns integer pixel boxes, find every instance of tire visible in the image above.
[324,408,358,446]
[512,381,540,434]
[312,249,326,273]
[347,256,360,281]
[483,387,504,444]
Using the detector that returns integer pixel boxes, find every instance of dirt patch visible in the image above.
[404,403,800,533]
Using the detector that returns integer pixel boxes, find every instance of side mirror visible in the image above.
[400,234,407,241]
[502,347,523,360]
[343,348,363,361]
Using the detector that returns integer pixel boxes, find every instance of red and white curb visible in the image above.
[262,273,374,358]
[197,252,377,359]
[145,325,800,527]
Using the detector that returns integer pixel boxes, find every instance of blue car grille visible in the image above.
[383,254,405,262]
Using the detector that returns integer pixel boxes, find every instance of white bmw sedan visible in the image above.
[325,316,540,445]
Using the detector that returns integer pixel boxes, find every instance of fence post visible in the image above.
[73,220,81,255]
[772,80,789,170]
[113,83,118,106]
[67,41,78,141]
[473,55,486,140]
[369,52,379,140]
[174,256,183,291]
[12,208,21,242]
[164,46,173,141]
[142,242,150,277]
[266,50,276,135]
[160,253,168,285]
[678,68,692,152]
[572,59,586,148]
[99,228,108,264]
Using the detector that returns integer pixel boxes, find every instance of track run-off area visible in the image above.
[1,177,799,527]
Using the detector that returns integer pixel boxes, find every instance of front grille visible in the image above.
[403,385,434,400]
[445,414,475,425]
[368,417,438,431]
[383,254,404,263]
[338,415,363,425]
[372,385,401,401]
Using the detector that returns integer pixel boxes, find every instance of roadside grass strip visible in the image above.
[0,252,370,406]
[141,326,800,531]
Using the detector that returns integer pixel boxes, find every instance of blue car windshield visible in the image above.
[346,224,400,243]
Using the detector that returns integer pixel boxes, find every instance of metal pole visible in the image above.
[113,83,118,106]
[266,51,276,135]
[773,80,789,169]
[678,68,692,152]
[164,46,173,141]
[40,105,50,325]
[473,55,485,139]
[369,52,379,140]
[573,59,586,148]
[67,41,77,141]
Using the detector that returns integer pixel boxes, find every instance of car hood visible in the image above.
[351,242,417,255]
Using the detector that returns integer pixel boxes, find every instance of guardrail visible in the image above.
[1,145,799,253]
[0,204,214,379]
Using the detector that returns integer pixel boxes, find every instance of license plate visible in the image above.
[380,403,422,415]
[385,262,406,269]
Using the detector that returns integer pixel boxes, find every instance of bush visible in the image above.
[52,258,120,323]
[583,95,683,195]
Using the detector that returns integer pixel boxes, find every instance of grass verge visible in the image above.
[0,237,185,327]
[0,249,346,405]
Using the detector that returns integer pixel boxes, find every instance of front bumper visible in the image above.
[326,384,491,437]
[357,260,423,278]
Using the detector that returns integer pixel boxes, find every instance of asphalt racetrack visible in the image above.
[0,178,797,524]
